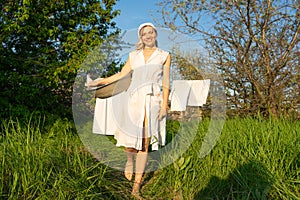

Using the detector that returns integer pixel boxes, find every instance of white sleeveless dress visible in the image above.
[111,48,169,150]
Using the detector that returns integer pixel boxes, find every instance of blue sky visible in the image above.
[112,0,208,65]
[111,0,207,60]
[114,0,160,30]
[108,1,210,82]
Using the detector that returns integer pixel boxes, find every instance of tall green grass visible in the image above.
[143,117,300,199]
[0,115,299,199]
[0,116,131,199]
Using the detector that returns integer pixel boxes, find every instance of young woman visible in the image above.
[88,22,171,197]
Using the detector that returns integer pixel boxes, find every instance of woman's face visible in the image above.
[140,26,157,48]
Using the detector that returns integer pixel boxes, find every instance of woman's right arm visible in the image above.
[88,58,131,87]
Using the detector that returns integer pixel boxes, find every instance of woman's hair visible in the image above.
[136,26,158,50]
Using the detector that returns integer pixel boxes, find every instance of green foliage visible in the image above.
[1,116,299,199]
[0,115,132,199]
[144,117,300,199]
[0,0,120,118]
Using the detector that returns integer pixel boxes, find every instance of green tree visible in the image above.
[157,0,299,117]
[0,0,120,118]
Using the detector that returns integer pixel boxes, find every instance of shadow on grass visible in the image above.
[196,160,274,199]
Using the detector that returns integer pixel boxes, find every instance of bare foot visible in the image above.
[124,161,133,181]
[132,181,143,199]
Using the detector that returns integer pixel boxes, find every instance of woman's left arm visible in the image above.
[158,53,171,120]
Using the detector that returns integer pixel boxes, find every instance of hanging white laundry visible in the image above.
[170,80,210,111]
[93,94,121,135]
[169,80,192,111]
[187,80,210,107]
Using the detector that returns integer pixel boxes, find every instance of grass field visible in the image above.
[0,115,299,199]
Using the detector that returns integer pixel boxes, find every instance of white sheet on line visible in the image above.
[170,80,210,111]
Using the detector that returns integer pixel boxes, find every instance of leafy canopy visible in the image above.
[0,0,120,118]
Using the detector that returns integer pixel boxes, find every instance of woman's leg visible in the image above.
[132,115,150,195]
[125,148,137,180]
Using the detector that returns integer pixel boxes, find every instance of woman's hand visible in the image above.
[158,107,168,120]
[87,81,97,88]
[87,79,106,88]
